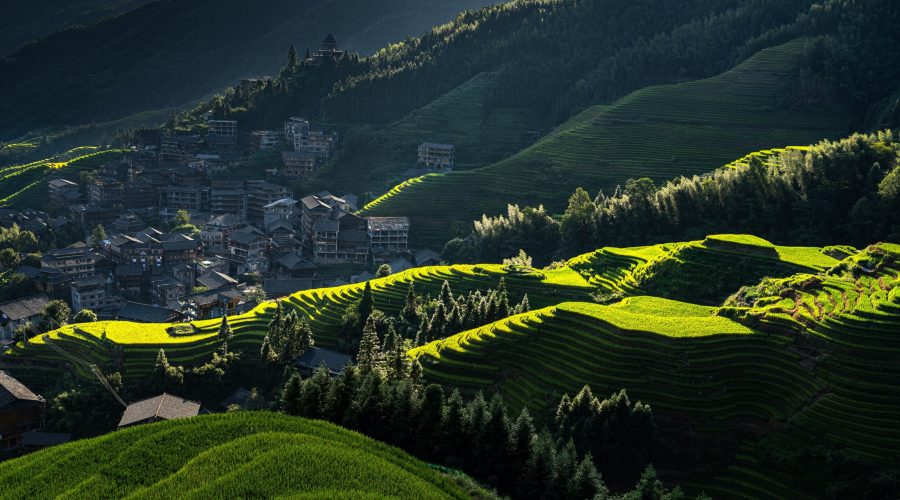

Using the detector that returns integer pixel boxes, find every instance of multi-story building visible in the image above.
[150,277,184,308]
[70,275,124,313]
[89,177,124,208]
[299,192,352,239]
[284,117,310,138]
[294,130,337,161]
[41,245,100,279]
[160,135,202,163]
[207,120,237,138]
[210,181,246,217]
[308,34,344,65]
[165,186,209,212]
[281,151,317,178]
[263,198,297,232]
[201,214,242,250]
[417,142,455,171]
[312,212,368,264]
[228,227,268,260]
[367,217,410,252]
[252,131,281,150]
[246,181,291,222]
[47,179,79,204]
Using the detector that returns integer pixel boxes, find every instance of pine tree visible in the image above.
[298,364,331,418]
[569,454,608,500]
[356,315,383,373]
[400,282,420,327]
[511,408,535,478]
[442,389,468,464]
[280,373,303,415]
[357,281,374,323]
[439,280,454,309]
[218,315,233,354]
[417,384,446,458]
[409,358,424,387]
[297,318,315,356]
[324,363,357,424]
[287,44,298,68]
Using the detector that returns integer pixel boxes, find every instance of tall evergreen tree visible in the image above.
[356,315,383,373]
[358,281,375,323]
[218,314,233,354]
[280,373,303,415]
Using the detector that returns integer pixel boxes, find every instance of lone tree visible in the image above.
[90,224,106,248]
[375,264,392,278]
[72,309,97,324]
[218,315,233,354]
[297,318,315,357]
[357,281,374,323]
[41,300,71,332]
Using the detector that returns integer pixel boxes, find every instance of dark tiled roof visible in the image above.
[117,302,180,323]
[0,371,42,409]
[118,393,200,427]
[0,294,50,322]
[263,279,313,298]
[295,347,352,374]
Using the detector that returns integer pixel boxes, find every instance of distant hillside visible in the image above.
[0,0,494,139]
[0,1,153,57]
[360,39,851,246]
[0,412,481,498]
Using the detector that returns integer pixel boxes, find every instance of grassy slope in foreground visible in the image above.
[3,234,835,386]
[360,38,850,246]
[411,243,900,495]
[0,412,480,499]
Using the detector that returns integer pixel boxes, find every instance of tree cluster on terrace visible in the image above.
[279,358,667,499]
[338,279,531,353]
[450,131,900,264]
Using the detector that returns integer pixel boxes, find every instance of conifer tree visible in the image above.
[357,281,374,324]
[280,373,303,415]
[298,364,331,418]
[324,363,357,424]
[356,315,383,373]
[287,44,298,68]
[218,314,233,354]
[400,282,420,327]
[439,280,454,309]
[409,358,424,387]
[296,318,315,356]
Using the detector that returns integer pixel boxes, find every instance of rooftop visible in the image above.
[118,393,201,428]
[0,294,50,322]
[0,371,42,409]
[295,347,352,374]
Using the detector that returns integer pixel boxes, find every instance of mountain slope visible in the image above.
[0,1,154,57]
[360,39,850,246]
[412,243,900,497]
[0,0,494,139]
[0,412,481,498]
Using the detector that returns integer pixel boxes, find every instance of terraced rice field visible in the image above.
[4,261,595,384]
[0,147,120,207]
[323,71,539,193]
[0,412,478,499]
[5,234,832,387]
[412,243,900,496]
[361,38,851,247]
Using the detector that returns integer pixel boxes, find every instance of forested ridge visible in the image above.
[446,131,900,266]
[198,0,899,133]
[0,0,493,140]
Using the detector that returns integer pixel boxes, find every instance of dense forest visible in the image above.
[445,131,900,265]
[0,0,492,140]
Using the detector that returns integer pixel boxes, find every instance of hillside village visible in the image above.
[0,1,898,498]
[0,36,454,340]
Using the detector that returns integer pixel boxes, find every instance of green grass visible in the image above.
[0,412,482,499]
[360,38,851,247]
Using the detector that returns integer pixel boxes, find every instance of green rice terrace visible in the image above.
[0,147,120,207]
[360,38,852,246]
[411,242,900,497]
[4,234,843,386]
[0,412,482,499]
[3,235,899,497]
